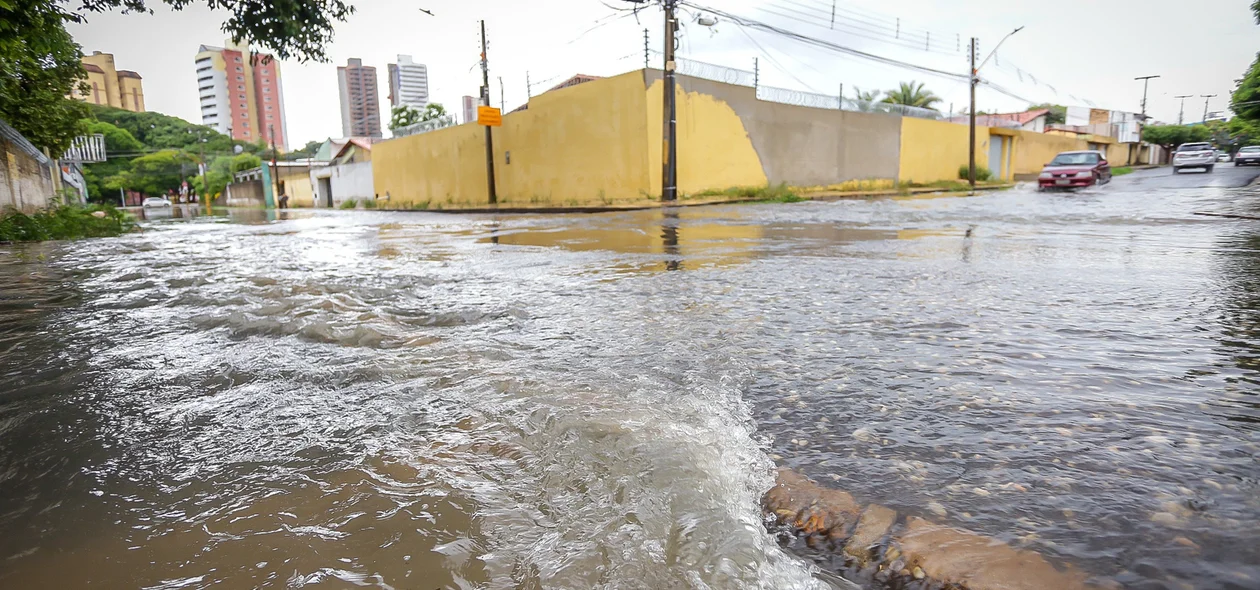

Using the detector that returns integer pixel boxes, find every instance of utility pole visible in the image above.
[269,124,279,208]
[970,27,1023,188]
[1133,76,1159,166]
[753,57,759,90]
[838,83,843,110]
[480,20,497,205]
[1200,94,1217,122]
[1174,94,1192,125]
[1135,75,1159,122]
[198,132,211,214]
[526,71,531,99]
[498,76,505,111]
[661,0,678,201]
[968,37,977,189]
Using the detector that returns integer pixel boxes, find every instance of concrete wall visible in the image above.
[374,71,654,208]
[898,118,993,183]
[312,161,374,207]
[274,166,316,207]
[225,179,264,207]
[0,131,55,213]
[654,72,901,189]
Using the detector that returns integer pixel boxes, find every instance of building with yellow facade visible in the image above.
[74,51,145,112]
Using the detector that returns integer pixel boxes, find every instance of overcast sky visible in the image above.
[67,0,1259,148]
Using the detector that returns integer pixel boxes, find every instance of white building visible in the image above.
[387,55,429,112]
[1065,107,1141,143]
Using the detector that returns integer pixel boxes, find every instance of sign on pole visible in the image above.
[477,106,502,127]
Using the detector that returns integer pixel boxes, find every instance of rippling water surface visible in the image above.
[2,182,1258,589]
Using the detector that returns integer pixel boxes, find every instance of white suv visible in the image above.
[1173,142,1216,173]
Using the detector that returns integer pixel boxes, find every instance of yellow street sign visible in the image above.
[477,106,502,127]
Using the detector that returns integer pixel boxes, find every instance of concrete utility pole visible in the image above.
[498,76,505,111]
[1200,94,1217,122]
[198,131,211,214]
[1174,94,1192,125]
[970,26,1023,188]
[269,124,279,208]
[661,0,678,201]
[480,20,497,205]
[1135,75,1159,122]
[968,37,977,189]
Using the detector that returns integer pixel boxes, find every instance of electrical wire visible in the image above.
[766,0,945,52]
[680,1,968,82]
[735,26,820,92]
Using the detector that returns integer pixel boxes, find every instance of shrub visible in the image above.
[0,205,132,242]
[338,199,357,209]
[957,165,993,181]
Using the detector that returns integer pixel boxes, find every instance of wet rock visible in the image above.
[844,504,897,561]
[1150,512,1179,526]
[1172,536,1200,551]
[927,501,948,517]
[895,517,1100,590]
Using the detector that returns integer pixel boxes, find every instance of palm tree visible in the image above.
[851,86,881,112]
[880,81,942,111]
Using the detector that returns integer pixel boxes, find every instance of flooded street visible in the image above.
[2,171,1259,589]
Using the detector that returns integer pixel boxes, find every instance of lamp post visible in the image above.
[969,26,1023,189]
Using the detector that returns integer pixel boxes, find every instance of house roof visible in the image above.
[332,138,374,160]
[82,63,105,74]
[984,108,1050,125]
[116,70,142,79]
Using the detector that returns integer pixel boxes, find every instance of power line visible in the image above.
[734,26,820,92]
[680,1,968,82]
[765,0,956,54]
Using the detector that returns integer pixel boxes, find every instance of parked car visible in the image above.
[142,197,172,208]
[1173,142,1216,173]
[1235,145,1260,166]
[1037,150,1112,190]
[1217,151,1231,162]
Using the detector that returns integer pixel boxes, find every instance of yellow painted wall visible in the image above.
[374,71,655,208]
[276,168,316,207]
[897,117,991,183]
[644,79,768,196]
[117,76,145,112]
[81,53,121,108]
[1007,129,1090,177]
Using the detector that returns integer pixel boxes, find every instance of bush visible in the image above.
[957,165,993,181]
[338,199,357,209]
[0,205,132,242]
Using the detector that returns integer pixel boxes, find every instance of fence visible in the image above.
[667,55,944,121]
[392,115,459,139]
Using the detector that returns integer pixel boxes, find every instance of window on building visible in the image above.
[264,87,270,93]
[266,114,273,120]
[236,75,243,81]
[264,96,271,102]
[234,56,241,62]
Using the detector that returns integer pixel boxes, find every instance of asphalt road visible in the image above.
[1113,162,1260,189]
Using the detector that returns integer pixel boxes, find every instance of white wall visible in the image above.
[311,161,374,207]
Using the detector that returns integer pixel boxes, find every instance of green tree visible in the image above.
[389,105,420,130]
[420,103,447,122]
[192,152,261,197]
[0,0,89,151]
[283,139,322,160]
[76,1,354,63]
[881,81,941,110]
[1232,52,1260,123]
[80,120,142,200]
[1142,124,1213,153]
[1028,103,1067,125]
[110,149,198,196]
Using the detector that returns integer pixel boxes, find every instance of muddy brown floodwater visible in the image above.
[1,180,1259,589]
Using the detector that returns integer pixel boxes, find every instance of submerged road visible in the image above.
[1,177,1259,589]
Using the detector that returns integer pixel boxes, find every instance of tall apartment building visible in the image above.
[387,55,430,112]
[194,41,288,150]
[73,51,145,112]
[337,58,382,138]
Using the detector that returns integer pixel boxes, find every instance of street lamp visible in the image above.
[970,26,1023,189]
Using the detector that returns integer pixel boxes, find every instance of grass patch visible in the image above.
[1111,166,1133,176]
[0,205,132,242]
[361,199,377,209]
[339,199,357,209]
[690,183,804,203]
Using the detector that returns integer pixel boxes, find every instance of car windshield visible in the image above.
[1178,143,1211,152]
[1049,153,1099,166]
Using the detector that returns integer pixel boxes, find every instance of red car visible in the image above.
[1037,150,1112,190]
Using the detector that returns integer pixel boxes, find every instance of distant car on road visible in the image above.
[1217,151,1231,162]
[1234,145,1260,166]
[142,197,172,208]
[1038,150,1112,190]
[1173,142,1216,173]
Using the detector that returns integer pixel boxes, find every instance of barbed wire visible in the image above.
[392,115,458,138]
